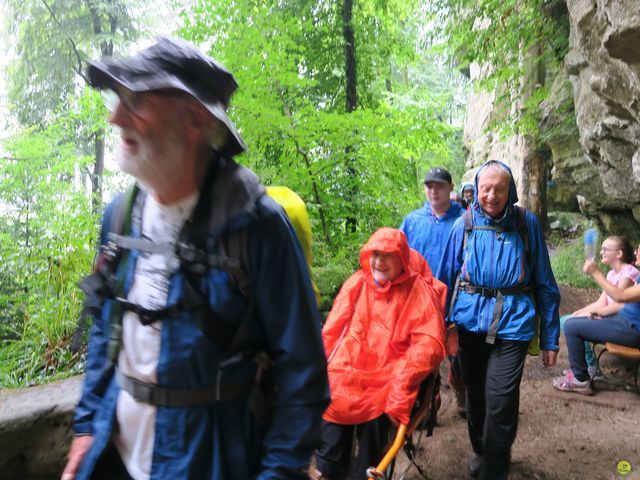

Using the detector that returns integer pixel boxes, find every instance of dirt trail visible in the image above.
[394,285,640,480]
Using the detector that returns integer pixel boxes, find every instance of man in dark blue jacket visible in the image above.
[437,160,560,480]
[62,36,329,480]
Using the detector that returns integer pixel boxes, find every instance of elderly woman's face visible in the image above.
[370,251,403,284]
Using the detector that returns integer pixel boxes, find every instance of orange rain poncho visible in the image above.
[322,228,447,426]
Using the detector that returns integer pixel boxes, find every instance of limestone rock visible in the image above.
[463,0,640,239]
[564,0,640,237]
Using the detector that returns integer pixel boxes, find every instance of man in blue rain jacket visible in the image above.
[400,167,464,273]
[61,37,329,480]
[400,167,466,414]
[437,160,560,480]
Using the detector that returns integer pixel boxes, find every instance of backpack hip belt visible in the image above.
[115,369,254,407]
[458,281,533,345]
[458,282,532,298]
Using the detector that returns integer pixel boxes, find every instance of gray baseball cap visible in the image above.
[88,36,246,157]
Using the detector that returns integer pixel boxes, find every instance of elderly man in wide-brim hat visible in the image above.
[62,36,329,480]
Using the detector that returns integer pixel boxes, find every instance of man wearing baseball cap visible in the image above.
[400,167,464,274]
[399,167,466,417]
[62,36,329,480]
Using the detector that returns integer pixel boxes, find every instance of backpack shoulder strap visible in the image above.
[217,228,251,298]
[99,185,139,244]
[462,210,472,250]
[72,185,139,354]
[182,159,253,300]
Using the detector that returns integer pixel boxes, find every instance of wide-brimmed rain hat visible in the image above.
[87,36,246,157]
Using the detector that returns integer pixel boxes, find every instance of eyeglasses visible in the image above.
[101,88,187,117]
[101,89,138,115]
[600,246,621,252]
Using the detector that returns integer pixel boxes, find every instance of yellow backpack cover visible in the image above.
[266,186,319,303]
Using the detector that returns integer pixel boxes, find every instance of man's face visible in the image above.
[463,189,474,202]
[477,167,510,218]
[370,251,403,284]
[425,182,453,211]
[107,88,190,189]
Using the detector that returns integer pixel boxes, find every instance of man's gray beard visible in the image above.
[117,127,187,195]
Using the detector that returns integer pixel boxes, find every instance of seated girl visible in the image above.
[553,246,640,395]
[559,236,638,378]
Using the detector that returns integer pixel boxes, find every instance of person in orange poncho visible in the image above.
[313,228,446,479]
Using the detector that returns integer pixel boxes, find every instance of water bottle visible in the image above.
[584,228,599,261]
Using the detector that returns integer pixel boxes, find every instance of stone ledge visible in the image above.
[0,376,82,479]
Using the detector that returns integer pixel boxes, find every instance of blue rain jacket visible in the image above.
[72,155,330,479]
[436,161,560,350]
[400,200,464,273]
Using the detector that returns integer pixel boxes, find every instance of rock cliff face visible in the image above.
[464,0,640,239]
[564,0,640,236]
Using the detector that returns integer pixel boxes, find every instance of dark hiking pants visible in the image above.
[458,330,529,480]
[315,416,391,480]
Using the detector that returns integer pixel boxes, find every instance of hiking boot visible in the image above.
[553,370,593,395]
[468,454,482,478]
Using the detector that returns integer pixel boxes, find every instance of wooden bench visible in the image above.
[593,342,640,391]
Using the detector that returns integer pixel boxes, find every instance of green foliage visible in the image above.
[1,0,149,386]
[547,212,598,289]
[1,0,468,386]
[0,92,104,387]
[5,0,142,127]
[180,0,467,260]
[426,0,572,143]
[550,239,599,289]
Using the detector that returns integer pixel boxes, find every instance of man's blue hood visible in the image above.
[472,160,518,217]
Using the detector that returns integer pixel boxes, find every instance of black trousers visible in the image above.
[458,330,529,480]
[91,442,133,480]
[315,416,391,480]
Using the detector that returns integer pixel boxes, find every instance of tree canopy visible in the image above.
[0,0,467,386]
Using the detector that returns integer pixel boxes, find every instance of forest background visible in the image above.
[0,0,575,387]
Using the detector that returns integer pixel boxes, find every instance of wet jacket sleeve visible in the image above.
[73,198,121,435]
[385,281,446,425]
[248,201,330,480]
[322,273,363,361]
[435,218,466,320]
[525,211,561,350]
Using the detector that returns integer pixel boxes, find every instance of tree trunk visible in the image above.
[92,131,105,214]
[518,41,548,230]
[342,0,358,233]
[343,0,356,113]
[87,0,116,214]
